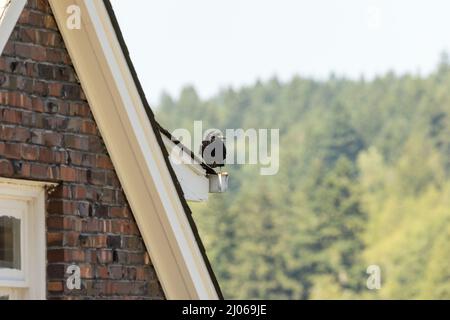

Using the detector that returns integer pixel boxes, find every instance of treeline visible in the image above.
[156,55,450,299]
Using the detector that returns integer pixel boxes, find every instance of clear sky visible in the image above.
[110,0,450,105]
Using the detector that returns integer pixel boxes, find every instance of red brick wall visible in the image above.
[0,0,165,299]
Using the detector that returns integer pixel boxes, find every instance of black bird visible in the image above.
[201,132,226,168]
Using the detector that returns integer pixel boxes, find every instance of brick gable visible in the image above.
[0,0,165,299]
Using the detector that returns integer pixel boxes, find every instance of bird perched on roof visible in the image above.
[200,131,227,168]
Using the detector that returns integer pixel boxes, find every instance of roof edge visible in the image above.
[101,0,223,299]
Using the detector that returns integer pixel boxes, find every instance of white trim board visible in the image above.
[0,0,26,54]
[161,133,210,202]
[47,0,220,300]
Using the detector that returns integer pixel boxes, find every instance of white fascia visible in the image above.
[161,133,209,202]
[0,0,26,54]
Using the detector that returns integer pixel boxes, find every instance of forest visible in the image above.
[156,55,450,299]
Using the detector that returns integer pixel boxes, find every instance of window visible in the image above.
[0,178,53,300]
[0,215,21,270]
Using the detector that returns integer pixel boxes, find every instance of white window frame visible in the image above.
[0,178,55,300]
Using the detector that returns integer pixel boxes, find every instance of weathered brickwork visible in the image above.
[0,0,165,299]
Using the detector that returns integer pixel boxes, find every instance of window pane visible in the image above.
[0,216,21,270]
